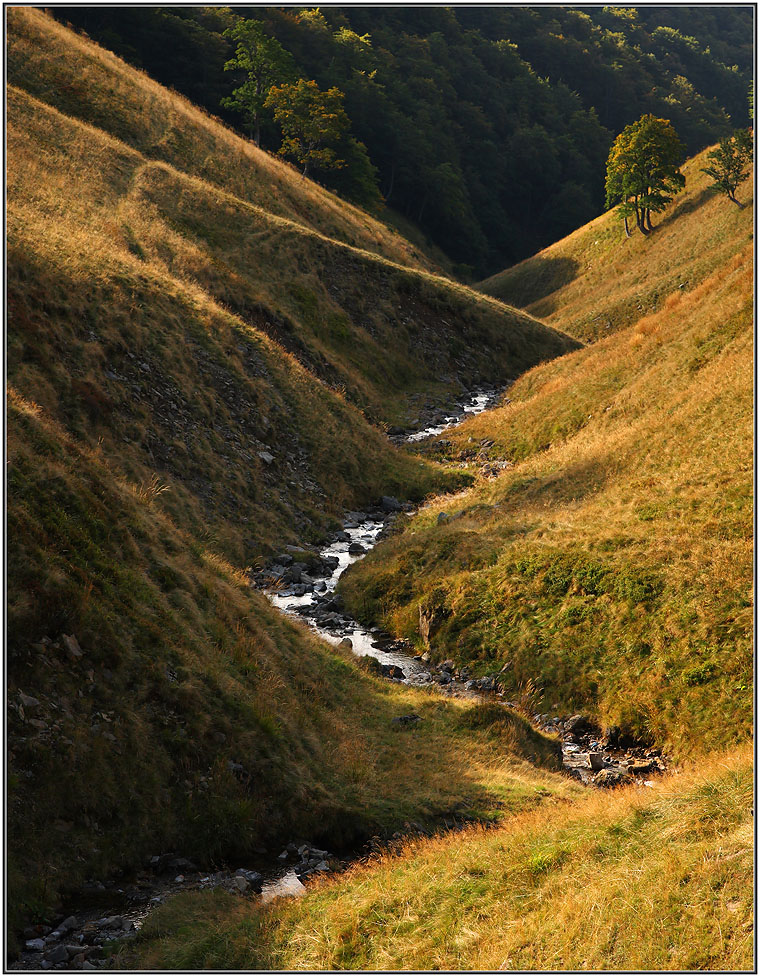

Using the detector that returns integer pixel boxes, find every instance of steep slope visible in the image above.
[479,147,753,342]
[8,392,572,941]
[8,7,578,429]
[127,746,753,971]
[6,7,426,273]
[340,161,753,756]
[6,10,579,944]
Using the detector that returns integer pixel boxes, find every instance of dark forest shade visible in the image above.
[53,5,752,277]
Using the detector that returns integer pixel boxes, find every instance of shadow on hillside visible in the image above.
[493,256,580,314]
[662,186,715,225]
[503,453,611,508]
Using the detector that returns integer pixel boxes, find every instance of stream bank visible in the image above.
[11,385,665,968]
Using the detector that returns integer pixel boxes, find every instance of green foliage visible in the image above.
[52,6,751,273]
[681,659,718,687]
[605,114,685,234]
[701,129,753,204]
[220,18,294,146]
[265,78,349,177]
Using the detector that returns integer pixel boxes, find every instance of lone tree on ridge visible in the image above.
[701,130,753,206]
[605,114,685,236]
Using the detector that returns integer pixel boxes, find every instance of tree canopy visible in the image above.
[265,79,349,177]
[220,19,293,146]
[605,115,686,235]
[701,129,753,205]
[52,5,752,275]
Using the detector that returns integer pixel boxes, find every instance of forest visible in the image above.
[52,5,753,277]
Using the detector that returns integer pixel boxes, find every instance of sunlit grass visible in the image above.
[341,173,753,756]
[127,747,753,971]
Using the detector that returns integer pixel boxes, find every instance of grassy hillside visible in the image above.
[125,747,753,971]
[9,388,576,939]
[340,161,753,756]
[8,9,578,430]
[6,9,578,945]
[479,147,754,342]
[7,7,426,273]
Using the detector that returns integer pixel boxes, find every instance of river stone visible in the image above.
[339,638,353,649]
[43,945,69,964]
[381,495,403,512]
[258,451,275,465]
[348,542,366,554]
[25,939,45,952]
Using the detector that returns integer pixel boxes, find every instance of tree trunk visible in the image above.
[255,114,261,148]
[418,191,429,222]
[635,203,647,234]
[646,209,653,231]
[385,163,395,203]
[624,215,631,237]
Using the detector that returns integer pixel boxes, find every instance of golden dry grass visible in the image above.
[341,170,753,755]
[127,746,753,971]
[6,7,429,272]
[479,148,753,342]
[6,9,578,947]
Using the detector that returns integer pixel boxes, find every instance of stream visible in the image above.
[13,387,665,969]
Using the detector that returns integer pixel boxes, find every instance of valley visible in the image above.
[5,7,753,972]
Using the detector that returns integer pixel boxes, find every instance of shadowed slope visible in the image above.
[341,168,753,754]
[479,147,753,343]
[126,748,753,971]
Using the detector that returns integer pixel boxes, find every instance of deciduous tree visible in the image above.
[221,19,293,146]
[701,129,753,206]
[265,79,349,178]
[605,114,685,235]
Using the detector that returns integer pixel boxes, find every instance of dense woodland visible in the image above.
[54,5,752,276]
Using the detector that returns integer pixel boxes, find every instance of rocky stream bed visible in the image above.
[12,387,666,969]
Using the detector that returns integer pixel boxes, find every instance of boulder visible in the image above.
[391,714,422,727]
[565,714,591,737]
[235,869,263,892]
[348,542,366,555]
[380,496,403,512]
[44,945,69,964]
[593,768,632,789]
[25,939,45,952]
[62,634,83,660]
